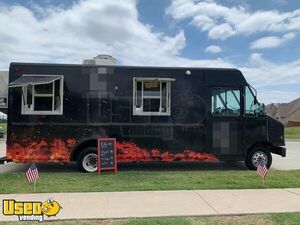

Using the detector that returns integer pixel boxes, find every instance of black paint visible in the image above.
[7,62,286,163]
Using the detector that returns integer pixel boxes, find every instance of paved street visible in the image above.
[272,141,300,170]
[1,188,300,221]
[0,138,5,157]
[0,140,299,172]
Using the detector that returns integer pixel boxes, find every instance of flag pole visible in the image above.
[34,180,36,192]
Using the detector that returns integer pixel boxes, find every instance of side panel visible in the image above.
[7,64,89,162]
[7,65,220,163]
[211,119,243,158]
[7,125,218,162]
[244,116,268,153]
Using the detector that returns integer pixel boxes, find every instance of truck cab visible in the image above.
[243,84,286,169]
[209,79,285,170]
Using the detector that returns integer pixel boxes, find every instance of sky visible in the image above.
[0,0,299,104]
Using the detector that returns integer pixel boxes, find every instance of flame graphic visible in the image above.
[7,136,218,162]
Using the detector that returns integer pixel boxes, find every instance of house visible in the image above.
[267,98,300,127]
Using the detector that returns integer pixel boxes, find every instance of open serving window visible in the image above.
[133,77,175,116]
[9,75,64,115]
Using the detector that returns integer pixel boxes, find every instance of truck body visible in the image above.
[6,62,286,171]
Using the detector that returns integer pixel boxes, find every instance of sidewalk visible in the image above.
[1,188,300,221]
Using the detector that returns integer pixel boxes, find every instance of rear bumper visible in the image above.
[271,146,286,157]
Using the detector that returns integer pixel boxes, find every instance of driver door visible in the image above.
[208,87,244,159]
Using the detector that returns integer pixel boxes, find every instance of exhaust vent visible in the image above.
[83,55,116,66]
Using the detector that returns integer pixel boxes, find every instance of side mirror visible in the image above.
[257,103,265,115]
[254,103,265,116]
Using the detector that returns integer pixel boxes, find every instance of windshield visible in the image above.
[245,84,259,115]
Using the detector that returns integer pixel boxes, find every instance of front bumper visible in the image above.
[271,146,286,157]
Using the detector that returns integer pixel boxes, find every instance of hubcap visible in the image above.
[82,153,97,172]
[252,151,267,168]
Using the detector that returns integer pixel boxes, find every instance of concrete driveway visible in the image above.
[0,140,299,172]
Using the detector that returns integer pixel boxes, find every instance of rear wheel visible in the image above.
[77,147,98,173]
[245,147,272,170]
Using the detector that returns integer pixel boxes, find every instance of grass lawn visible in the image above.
[0,122,7,135]
[1,213,300,225]
[1,170,300,194]
[285,127,300,139]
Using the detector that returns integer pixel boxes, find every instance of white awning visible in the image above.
[9,75,61,88]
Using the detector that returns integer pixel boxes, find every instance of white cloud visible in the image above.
[0,0,233,68]
[257,90,300,104]
[192,15,215,31]
[240,53,300,103]
[208,23,236,40]
[240,53,300,88]
[166,0,300,40]
[250,33,295,49]
[205,45,222,53]
[0,0,299,104]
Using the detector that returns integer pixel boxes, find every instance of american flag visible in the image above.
[25,163,39,183]
[257,160,268,179]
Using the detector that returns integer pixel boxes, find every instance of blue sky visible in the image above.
[140,0,300,63]
[0,0,299,103]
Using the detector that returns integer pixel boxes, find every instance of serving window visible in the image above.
[133,77,174,116]
[9,75,64,115]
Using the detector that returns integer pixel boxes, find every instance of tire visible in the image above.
[77,147,98,173]
[245,147,272,170]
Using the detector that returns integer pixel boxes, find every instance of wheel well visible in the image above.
[70,139,97,161]
[247,141,273,153]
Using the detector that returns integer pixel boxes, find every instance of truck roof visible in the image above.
[10,62,247,85]
[10,62,240,72]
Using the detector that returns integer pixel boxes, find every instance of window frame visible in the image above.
[244,84,259,116]
[132,77,174,116]
[21,75,64,115]
[211,87,242,117]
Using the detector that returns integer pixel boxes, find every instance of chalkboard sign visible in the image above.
[97,138,117,175]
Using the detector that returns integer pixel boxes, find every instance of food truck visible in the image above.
[6,62,286,172]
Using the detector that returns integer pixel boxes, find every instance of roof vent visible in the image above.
[83,55,116,65]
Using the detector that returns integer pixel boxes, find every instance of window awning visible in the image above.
[9,75,61,88]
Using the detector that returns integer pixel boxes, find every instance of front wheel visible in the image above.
[77,147,98,173]
[245,147,272,170]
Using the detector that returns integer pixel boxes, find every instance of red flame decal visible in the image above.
[116,141,218,162]
[7,136,76,162]
[7,136,218,163]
